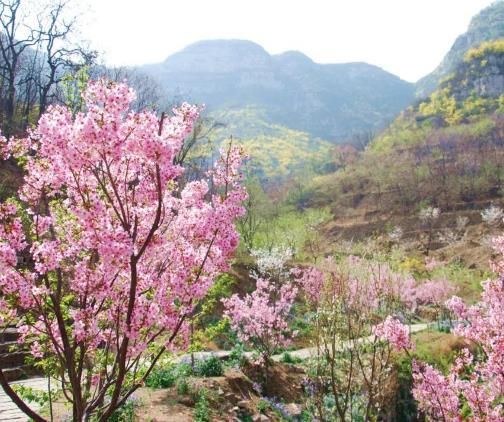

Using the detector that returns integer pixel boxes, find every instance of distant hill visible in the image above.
[143,40,414,142]
[310,39,504,219]
[416,0,504,97]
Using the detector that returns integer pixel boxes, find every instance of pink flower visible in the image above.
[373,316,413,351]
[223,276,298,361]
[0,79,246,415]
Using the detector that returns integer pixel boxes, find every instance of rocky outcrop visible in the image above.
[446,52,504,100]
[416,1,504,97]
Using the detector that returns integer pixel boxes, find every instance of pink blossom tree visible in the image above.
[223,278,298,364]
[411,237,504,421]
[291,265,325,305]
[0,80,246,421]
[304,257,417,421]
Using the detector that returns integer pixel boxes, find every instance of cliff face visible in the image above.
[416,0,504,97]
[443,44,504,101]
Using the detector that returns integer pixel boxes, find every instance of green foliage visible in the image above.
[195,355,224,377]
[144,355,224,391]
[256,399,271,413]
[62,66,90,115]
[194,389,211,422]
[418,88,462,125]
[412,330,460,372]
[176,378,190,395]
[11,385,50,408]
[227,342,248,368]
[247,205,331,258]
[108,398,140,422]
[210,107,333,182]
[144,362,192,389]
[144,366,177,389]
[281,352,302,364]
[189,272,238,351]
[465,38,504,61]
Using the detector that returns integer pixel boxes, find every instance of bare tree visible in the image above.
[0,0,94,136]
[0,0,42,136]
[35,1,95,117]
[95,66,165,111]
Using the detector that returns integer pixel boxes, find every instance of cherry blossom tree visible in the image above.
[291,265,324,305]
[303,257,417,421]
[0,80,246,421]
[223,277,298,364]
[411,236,504,421]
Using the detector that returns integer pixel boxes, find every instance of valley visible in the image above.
[1,0,504,421]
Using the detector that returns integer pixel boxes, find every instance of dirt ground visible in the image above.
[135,363,305,422]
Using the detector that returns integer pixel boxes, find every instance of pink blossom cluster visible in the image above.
[291,266,325,304]
[0,79,246,396]
[372,316,413,351]
[412,361,461,422]
[414,278,455,307]
[223,277,298,360]
[327,256,455,313]
[412,238,504,420]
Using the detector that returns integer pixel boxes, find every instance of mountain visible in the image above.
[143,40,414,142]
[416,0,504,97]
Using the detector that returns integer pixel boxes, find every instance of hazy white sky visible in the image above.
[81,0,496,82]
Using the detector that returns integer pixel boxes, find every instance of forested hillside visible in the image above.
[311,40,504,218]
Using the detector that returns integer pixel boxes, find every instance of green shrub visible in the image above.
[195,355,224,377]
[144,366,177,388]
[256,399,270,413]
[145,361,193,389]
[176,378,190,395]
[108,397,140,422]
[281,352,302,364]
[194,389,211,422]
[227,343,248,368]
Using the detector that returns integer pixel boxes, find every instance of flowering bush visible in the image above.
[419,206,440,224]
[388,225,404,242]
[373,316,414,351]
[412,237,504,421]
[0,80,245,421]
[481,204,504,226]
[303,257,416,420]
[291,265,325,304]
[223,277,297,364]
[250,246,293,280]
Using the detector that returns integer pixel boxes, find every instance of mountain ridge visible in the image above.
[142,39,415,142]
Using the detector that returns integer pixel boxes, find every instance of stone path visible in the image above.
[0,323,429,421]
[0,377,47,421]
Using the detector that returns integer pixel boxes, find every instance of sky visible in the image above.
[80,0,496,83]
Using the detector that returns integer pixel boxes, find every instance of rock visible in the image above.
[237,399,249,408]
[284,402,303,416]
[259,415,270,422]
[217,387,225,396]
[177,396,195,406]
